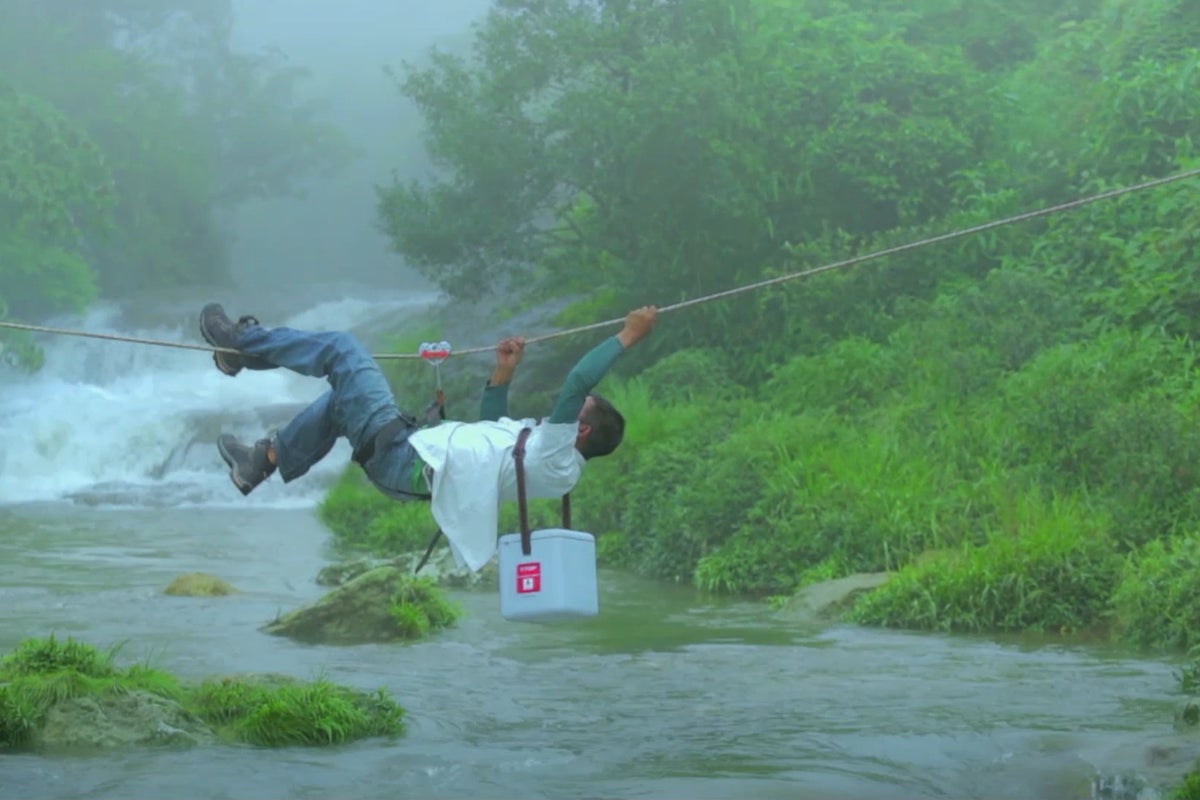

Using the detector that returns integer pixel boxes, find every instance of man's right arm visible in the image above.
[479,336,524,421]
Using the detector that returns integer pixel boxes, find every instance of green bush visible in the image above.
[693,408,977,595]
[1112,534,1200,651]
[388,577,460,639]
[1081,401,1200,548]
[318,467,436,555]
[1172,771,1200,800]
[762,336,905,415]
[191,676,404,747]
[850,493,1120,633]
[235,684,399,747]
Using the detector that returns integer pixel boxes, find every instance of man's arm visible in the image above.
[479,336,525,421]
[547,306,658,424]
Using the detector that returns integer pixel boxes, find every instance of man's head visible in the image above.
[576,393,624,459]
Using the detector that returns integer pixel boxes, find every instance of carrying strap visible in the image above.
[415,426,572,572]
[514,427,534,555]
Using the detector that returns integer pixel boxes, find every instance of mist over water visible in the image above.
[0,293,434,509]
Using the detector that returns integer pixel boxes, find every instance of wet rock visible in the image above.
[263,566,458,644]
[315,558,375,586]
[1090,772,1162,800]
[1083,736,1200,800]
[398,547,498,590]
[317,548,497,590]
[164,573,237,597]
[774,572,891,623]
[1175,700,1200,730]
[35,691,216,750]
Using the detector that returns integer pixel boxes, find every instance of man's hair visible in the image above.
[579,393,624,460]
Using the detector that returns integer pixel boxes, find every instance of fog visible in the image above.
[227,0,491,296]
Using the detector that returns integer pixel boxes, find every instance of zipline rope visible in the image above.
[2,166,1199,361]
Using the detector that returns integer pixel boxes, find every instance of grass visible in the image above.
[387,577,460,639]
[849,492,1120,634]
[318,467,437,555]
[0,636,405,751]
[190,675,404,747]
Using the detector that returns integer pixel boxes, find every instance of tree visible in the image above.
[377,0,998,352]
[0,0,353,296]
[0,83,112,366]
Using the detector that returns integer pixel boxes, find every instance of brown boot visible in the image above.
[216,434,277,495]
[198,303,272,376]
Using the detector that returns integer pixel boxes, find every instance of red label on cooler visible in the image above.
[516,562,541,594]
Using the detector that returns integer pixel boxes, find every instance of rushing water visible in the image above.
[0,296,1192,799]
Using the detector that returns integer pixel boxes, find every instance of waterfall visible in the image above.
[0,291,436,509]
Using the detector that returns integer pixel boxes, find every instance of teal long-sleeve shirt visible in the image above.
[478,336,625,422]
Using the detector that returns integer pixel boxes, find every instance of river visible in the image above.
[0,295,1190,799]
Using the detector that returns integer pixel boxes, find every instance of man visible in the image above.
[199,302,658,571]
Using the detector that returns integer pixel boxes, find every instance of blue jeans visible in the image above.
[235,324,405,483]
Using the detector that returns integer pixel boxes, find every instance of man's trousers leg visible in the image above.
[233,325,399,482]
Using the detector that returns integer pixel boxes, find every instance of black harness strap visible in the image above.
[352,413,417,467]
[414,528,443,574]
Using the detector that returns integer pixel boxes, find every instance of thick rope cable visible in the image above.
[2,166,1198,360]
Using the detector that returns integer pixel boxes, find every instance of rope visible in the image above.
[421,166,1200,358]
[2,167,1198,360]
[0,320,243,356]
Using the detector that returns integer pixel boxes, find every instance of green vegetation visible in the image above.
[261,567,461,645]
[1112,535,1200,651]
[319,468,437,555]
[0,0,351,367]
[1173,772,1200,800]
[0,636,182,748]
[0,636,403,750]
[388,577,460,639]
[1171,650,1200,798]
[330,0,1200,649]
[7,0,1193,654]
[190,676,403,747]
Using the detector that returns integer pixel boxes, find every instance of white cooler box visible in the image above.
[497,528,598,622]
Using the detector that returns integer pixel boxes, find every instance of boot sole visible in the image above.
[217,435,255,496]
[199,305,243,377]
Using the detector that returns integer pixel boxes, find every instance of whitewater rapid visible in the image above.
[0,293,436,509]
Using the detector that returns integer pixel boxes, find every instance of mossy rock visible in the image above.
[262,566,460,644]
[317,549,498,590]
[0,636,405,752]
[316,558,376,587]
[36,690,216,750]
[314,546,496,592]
[164,573,237,597]
[774,572,892,623]
[399,547,499,590]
